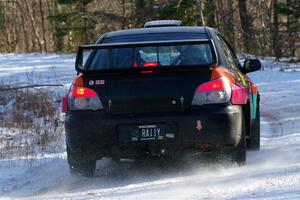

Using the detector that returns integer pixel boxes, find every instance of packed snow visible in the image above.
[0,53,300,200]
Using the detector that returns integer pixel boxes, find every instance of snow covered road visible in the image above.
[0,54,300,199]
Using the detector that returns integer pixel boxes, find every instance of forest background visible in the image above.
[0,0,299,59]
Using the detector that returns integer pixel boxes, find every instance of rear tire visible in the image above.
[67,146,96,177]
[248,102,260,150]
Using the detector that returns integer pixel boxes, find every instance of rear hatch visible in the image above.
[84,70,211,114]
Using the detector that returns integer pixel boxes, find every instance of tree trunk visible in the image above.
[46,0,56,52]
[271,0,281,60]
[238,0,253,53]
[225,0,235,49]
[196,0,205,26]
[11,0,18,52]
[204,0,216,27]
[121,0,126,29]
[24,0,43,52]
[215,0,224,31]
[39,0,47,52]
[15,2,30,52]
[2,1,10,51]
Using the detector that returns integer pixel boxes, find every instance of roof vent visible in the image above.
[144,20,182,28]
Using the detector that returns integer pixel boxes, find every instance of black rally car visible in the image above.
[63,20,261,176]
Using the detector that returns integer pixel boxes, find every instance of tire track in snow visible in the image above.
[260,100,300,138]
[261,109,284,137]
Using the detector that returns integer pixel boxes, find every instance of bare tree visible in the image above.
[0,0,298,56]
[23,0,43,52]
[271,0,281,60]
[39,0,47,52]
[238,0,253,53]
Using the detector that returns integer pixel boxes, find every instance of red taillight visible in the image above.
[71,86,97,98]
[68,86,103,111]
[192,77,231,106]
[197,79,225,92]
[143,62,158,68]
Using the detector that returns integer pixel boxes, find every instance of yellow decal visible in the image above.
[236,71,247,86]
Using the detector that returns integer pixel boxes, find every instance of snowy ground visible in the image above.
[0,54,300,199]
[0,53,75,86]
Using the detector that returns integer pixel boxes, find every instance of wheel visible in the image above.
[248,101,260,150]
[67,146,96,177]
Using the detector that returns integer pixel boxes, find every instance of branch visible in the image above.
[0,84,64,91]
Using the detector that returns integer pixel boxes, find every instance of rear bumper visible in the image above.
[65,105,243,157]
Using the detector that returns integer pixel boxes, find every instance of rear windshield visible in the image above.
[85,43,214,70]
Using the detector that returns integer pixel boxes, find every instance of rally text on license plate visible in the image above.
[138,125,162,140]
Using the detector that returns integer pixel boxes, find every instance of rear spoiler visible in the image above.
[75,39,212,73]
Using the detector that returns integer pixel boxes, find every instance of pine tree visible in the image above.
[50,0,96,52]
[134,0,156,27]
[203,0,216,27]
[159,0,198,26]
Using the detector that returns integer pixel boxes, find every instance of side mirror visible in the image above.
[241,59,261,73]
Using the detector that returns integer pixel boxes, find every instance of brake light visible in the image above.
[196,79,224,92]
[192,77,231,105]
[143,62,158,68]
[68,86,103,111]
[72,86,97,98]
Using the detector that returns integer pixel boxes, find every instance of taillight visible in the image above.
[72,86,97,98]
[191,77,231,105]
[68,86,103,111]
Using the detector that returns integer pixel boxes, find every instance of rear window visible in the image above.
[86,42,214,70]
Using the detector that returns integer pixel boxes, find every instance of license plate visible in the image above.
[131,125,165,141]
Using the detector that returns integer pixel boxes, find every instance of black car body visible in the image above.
[63,21,261,176]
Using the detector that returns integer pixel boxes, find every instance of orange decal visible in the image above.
[211,67,235,83]
[251,84,258,94]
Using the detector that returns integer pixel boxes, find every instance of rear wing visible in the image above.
[75,39,214,73]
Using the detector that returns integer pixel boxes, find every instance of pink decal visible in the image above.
[231,84,248,105]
